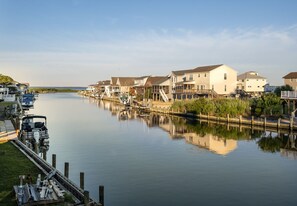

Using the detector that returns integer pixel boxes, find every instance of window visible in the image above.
[212,85,214,90]
[224,85,227,92]
[189,74,193,81]
[224,73,227,80]
[204,73,207,77]
[198,74,200,77]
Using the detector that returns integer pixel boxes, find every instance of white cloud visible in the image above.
[0,26,297,86]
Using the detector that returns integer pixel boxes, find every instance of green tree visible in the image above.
[251,93,282,117]
[274,84,293,97]
[0,74,14,84]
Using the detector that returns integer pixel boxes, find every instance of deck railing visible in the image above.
[281,91,297,99]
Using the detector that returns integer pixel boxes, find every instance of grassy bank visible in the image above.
[0,142,41,206]
[28,87,77,93]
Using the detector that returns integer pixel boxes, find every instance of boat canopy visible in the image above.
[22,115,47,121]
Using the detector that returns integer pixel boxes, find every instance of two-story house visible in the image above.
[237,71,267,95]
[172,64,237,100]
[283,72,297,90]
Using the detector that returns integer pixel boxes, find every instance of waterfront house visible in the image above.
[133,76,150,97]
[283,72,297,90]
[109,77,137,96]
[96,80,111,97]
[237,71,267,96]
[171,64,237,100]
[152,76,171,101]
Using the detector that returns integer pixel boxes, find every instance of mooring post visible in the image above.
[264,117,267,129]
[99,185,104,206]
[52,154,56,168]
[80,172,84,190]
[239,115,242,125]
[83,190,90,206]
[227,114,229,123]
[64,162,69,178]
[251,116,254,126]
[277,118,281,130]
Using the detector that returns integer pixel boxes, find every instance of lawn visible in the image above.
[0,141,41,206]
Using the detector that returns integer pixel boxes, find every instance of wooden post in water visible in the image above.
[64,162,69,178]
[99,185,104,206]
[239,115,242,125]
[52,154,56,168]
[290,116,294,131]
[277,118,281,130]
[264,117,267,129]
[83,190,90,206]
[251,116,254,126]
[80,172,84,190]
[227,114,229,123]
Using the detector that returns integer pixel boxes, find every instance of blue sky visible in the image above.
[0,0,297,86]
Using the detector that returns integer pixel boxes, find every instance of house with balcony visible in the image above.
[109,77,137,97]
[97,80,111,97]
[152,76,171,101]
[283,72,297,91]
[172,64,237,100]
[237,71,267,96]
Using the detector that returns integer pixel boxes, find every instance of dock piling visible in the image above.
[52,154,56,168]
[64,162,69,178]
[83,190,90,206]
[80,172,84,190]
[99,185,104,206]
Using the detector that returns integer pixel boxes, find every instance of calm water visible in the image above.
[29,93,297,206]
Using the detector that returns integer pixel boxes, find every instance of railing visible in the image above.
[159,89,169,102]
[174,89,213,94]
[281,91,297,99]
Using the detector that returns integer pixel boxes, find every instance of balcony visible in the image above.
[281,91,297,99]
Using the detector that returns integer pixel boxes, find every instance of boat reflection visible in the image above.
[93,99,297,158]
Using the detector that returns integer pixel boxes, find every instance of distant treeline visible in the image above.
[28,87,78,93]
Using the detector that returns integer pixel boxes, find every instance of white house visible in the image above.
[237,71,267,95]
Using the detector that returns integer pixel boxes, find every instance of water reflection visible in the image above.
[91,99,297,158]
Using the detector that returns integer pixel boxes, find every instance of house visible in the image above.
[237,71,267,95]
[152,76,171,101]
[97,80,111,97]
[172,64,238,100]
[283,72,297,90]
[109,77,136,96]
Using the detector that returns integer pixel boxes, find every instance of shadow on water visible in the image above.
[95,99,297,159]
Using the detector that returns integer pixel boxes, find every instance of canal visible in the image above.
[30,93,297,206]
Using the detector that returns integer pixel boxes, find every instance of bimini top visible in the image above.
[22,115,47,121]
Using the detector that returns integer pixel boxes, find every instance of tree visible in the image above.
[0,74,14,84]
[251,93,282,117]
[274,84,293,97]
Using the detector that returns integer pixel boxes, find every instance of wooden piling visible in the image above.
[290,116,294,131]
[251,116,254,126]
[264,117,266,129]
[277,118,281,130]
[239,115,242,125]
[99,185,104,206]
[52,154,56,168]
[83,190,90,206]
[64,162,69,178]
[80,172,84,190]
[227,114,229,123]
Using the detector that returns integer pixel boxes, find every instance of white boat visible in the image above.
[19,115,49,141]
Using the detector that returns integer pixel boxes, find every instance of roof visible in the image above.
[192,64,223,72]
[97,80,110,86]
[152,76,170,85]
[145,76,168,87]
[111,77,118,86]
[117,77,136,86]
[238,71,266,80]
[283,72,297,79]
[172,64,223,75]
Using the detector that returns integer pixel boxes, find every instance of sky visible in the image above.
[0,0,297,86]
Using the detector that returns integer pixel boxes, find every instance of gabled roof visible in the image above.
[145,76,168,87]
[238,71,266,80]
[172,64,223,75]
[97,80,111,86]
[117,77,136,86]
[283,72,297,79]
[192,64,223,72]
[152,76,170,85]
[111,77,118,86]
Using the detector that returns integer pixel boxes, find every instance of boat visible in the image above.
[21,93,35,108]
[19,115,49,142]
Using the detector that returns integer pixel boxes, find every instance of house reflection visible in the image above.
[93,100,297,157]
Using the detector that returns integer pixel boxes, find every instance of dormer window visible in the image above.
[204,73,207,77]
